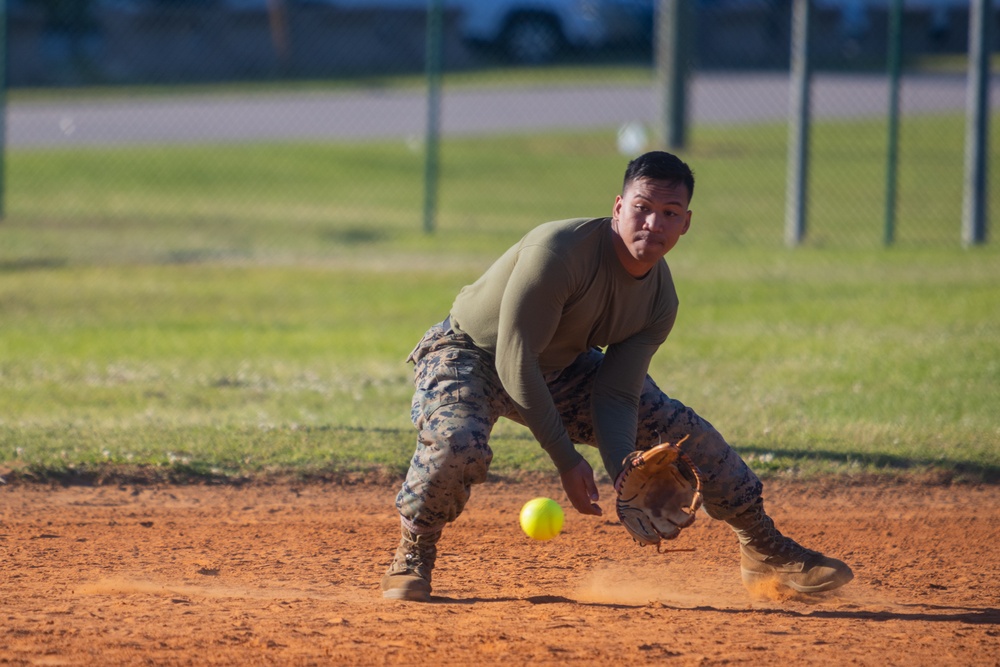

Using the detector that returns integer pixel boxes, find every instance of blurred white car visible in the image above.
[297,0,654,63]
[455,0,654,64]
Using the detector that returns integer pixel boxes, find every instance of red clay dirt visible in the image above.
[2,478,998,666]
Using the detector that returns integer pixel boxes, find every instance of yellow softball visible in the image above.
[519,497,564,541]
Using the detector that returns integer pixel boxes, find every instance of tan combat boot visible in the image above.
[380,526,441,602]
[727,498,853,594]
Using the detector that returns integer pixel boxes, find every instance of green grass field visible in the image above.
[1,114,997,484]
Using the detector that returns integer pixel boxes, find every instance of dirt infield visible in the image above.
[2,478,998,666]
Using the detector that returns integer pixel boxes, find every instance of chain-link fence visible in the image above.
[3,0,996,258]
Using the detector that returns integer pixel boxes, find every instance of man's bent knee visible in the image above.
[395,422,493,530]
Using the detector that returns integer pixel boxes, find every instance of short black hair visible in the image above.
[623,151,695,201]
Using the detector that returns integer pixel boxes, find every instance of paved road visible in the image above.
[6,73,994,149]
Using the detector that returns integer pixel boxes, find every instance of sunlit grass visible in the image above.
[1,116,997,484]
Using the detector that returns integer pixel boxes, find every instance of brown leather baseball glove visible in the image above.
[613,436,704,549]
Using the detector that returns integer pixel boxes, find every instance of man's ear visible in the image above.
[681,210,692,235]
[612,195,623,221]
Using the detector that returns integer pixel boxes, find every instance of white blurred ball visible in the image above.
[405,135,423,153]
[617,122,648,156]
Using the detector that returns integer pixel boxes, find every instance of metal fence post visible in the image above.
[422,0,444,235]
[785,0,812,247]
[656,0,690,150]
[1,0,7,221]
[883,0,903,246]
[962,0,992,246]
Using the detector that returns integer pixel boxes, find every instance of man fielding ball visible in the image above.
[381,151,853,601]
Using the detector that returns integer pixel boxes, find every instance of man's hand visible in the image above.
[559,458,603,516]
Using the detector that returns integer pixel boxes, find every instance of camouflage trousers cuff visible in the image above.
[400,515,445,536]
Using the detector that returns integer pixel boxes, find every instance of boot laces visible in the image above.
[394,532,438,577]
[750,516,817,564]
[403,550,429,571]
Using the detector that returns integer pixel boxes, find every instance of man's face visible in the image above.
[611,177,692,277]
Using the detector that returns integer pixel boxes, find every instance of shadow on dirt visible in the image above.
[431,594,1000,626]
[738,446,1000,484]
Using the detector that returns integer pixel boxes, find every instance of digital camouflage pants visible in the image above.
[395,320,763,535]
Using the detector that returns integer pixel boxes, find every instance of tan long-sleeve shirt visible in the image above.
[449,217,679,474]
